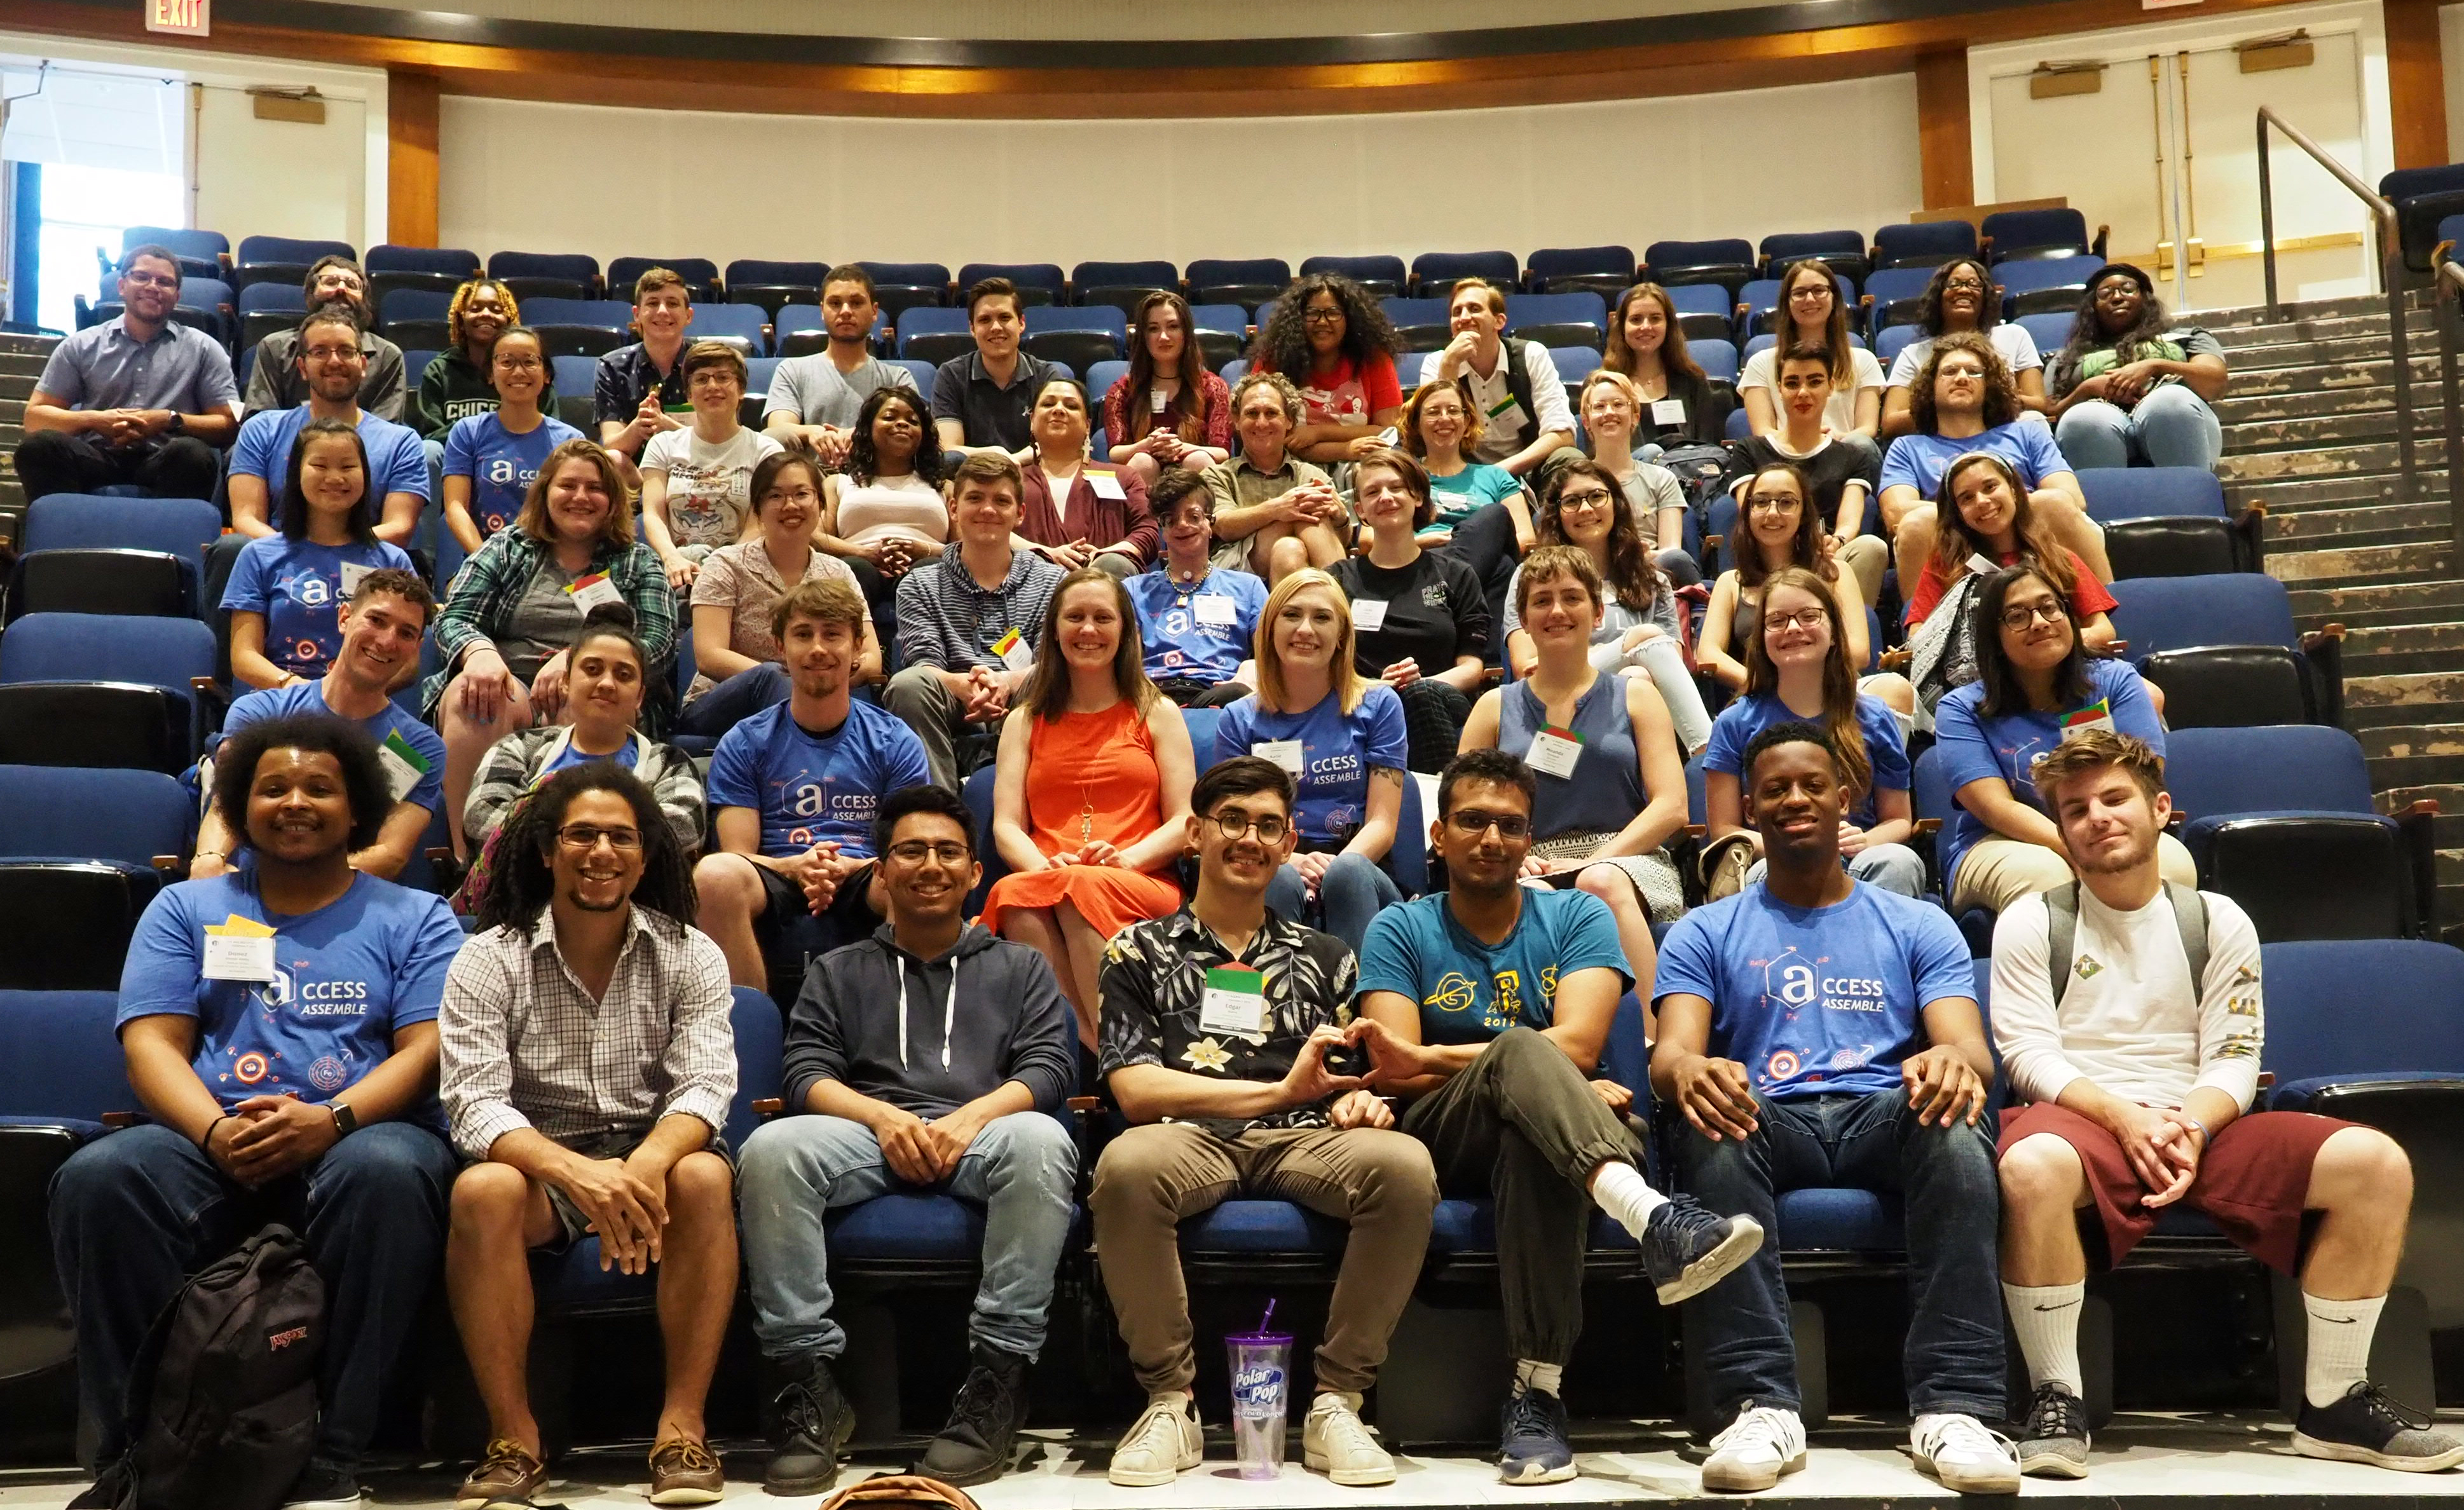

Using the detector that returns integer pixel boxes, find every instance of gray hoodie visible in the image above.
[783,920,1078,1119]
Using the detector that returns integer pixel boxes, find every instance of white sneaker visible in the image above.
[1911,1413,2022,1494]
[1304,1393,1396,1486]
[1702,1403,1806,1492]
[1109,1394,1203,1487]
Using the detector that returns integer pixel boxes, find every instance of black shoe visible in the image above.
[67,1476,120,1510]
[914,1343,1031,1488]
[2015,1383,2090,1479]
[1497,1386,1577,1484]
[1639,1195,1763,1305]
[278,1461,364,1510]
[2292,1381,2464,1472]
[766,1355,857,1495]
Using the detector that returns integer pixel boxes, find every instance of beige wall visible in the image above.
[437,73,1922,272]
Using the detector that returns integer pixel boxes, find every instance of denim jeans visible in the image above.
[2055,384,2223,471]
[1672,1087,2003,1418]
[1264,852,1402,957]
[48,1121,457,1471]
[676,662,791,740]
[738,1110,1078,1364]
[1746,843,1927,898]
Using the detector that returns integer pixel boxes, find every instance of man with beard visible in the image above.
[243,255,406,421]
[762,264,918,465]
[226,306,429,550]
[1653,721,2009,1495]
[441,764,740,1508]
[1992,731,2458,1478]
[695,578,933,1002]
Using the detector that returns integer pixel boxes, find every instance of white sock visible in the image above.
[1590,1160,1669,1239]
[2002,1281,2085,1396]
[1514,1359,1564,1396]
[2303,1292,2384,1408]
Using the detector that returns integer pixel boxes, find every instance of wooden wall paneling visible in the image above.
[2383,0,2447,171]
[387,67,440,247]
[1913,48,1975,210]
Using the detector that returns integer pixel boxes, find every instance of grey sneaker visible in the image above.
[2292,1381,2464,1472]
[2016,1382,2090,1478]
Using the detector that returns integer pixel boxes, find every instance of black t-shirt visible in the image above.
[1635,368,1727,447]
[1334,549,1491,677]
[1730,434,1882,536]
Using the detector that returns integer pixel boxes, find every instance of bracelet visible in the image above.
[195,850,229,866]
[198,1114,233,1153]
[2179,1111,2212,1145]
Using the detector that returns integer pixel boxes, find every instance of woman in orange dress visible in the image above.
[981,566,1198,1046]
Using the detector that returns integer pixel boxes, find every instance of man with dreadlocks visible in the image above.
[439,762,739,1509]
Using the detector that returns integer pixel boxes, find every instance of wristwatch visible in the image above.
[328,1101,359,1138]
[164,411,185,436]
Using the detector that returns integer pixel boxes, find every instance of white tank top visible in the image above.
[835,472,948,551]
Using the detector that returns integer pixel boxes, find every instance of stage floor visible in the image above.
[4,1415,2462,1508]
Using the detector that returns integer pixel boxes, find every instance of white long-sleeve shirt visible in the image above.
[1989,885,2264,1112]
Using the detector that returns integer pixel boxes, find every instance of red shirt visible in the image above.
[1257,351,1403,428]
[1903,547,2117,627]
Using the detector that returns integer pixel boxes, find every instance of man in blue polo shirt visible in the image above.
[193,569,445,884]
[1126,466,1267,708]
[50,712,463,1510]
[1652,720,2009,1497]
[697,576,934,1005]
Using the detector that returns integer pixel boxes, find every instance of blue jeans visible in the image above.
[2055,384,2223,470]
[677,662,791,740]
[49,1121,457,1471]
[1746,843,1926,897]
[1264,852,1402,956]
[738,1110,1078,1363]
[1672,1088,2003,1419]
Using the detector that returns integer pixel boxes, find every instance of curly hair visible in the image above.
[1605,283,1708,388]
[1927,451,2074,599]
[1229,370,1306,436]
[1738,564,1872,799]
[1915,257,2001,337]
[1907,330,2020,433]
[843,384,940,486]
[1537,456,1664,613]
[446,278,519,353]
[2051,264,2173,399]
[471,763,699,934]
[210,713,392,856]
[1123,290,1214,444]
[1250,272,1400,379]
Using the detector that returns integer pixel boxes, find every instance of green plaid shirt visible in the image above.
[421,527,678,728]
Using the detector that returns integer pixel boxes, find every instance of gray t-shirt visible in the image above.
[498,560,583,683]
[36,316,240,417]
[763,353,918,431]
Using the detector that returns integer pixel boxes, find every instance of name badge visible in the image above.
[1526,724,1585,779]
[1966,552,2002,581]
[1148,387,1170,414]
[201,916,279,983]
[1350,599,1388,632]
[1651,398,1687,426]
[338,561,373,598]
[992,627,1036,675]
[568,573,623,614]
[2060,697,2118,743]
[1088,470,1128,502]
[1376,426,1401,447]
[1252,739,1305,776]
[1194,594,1238,627]
[1198,963,1268,1041]
[378,729,431,804]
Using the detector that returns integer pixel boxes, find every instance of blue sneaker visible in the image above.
[1641,1196,1763,1305]
[1498,1387,1577,1484]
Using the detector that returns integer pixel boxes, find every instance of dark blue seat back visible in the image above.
[490,250,602,283]
[2077,468,2229,523]
[1524,245,1635,293]
[1298,255,1406,296]
[1873,220,1976,269]
[367,245,481,276]
[2108,575,2298,655]
[2164,726,2376,818]
[729,986,784,1152]
[2261,940,2464,1085]
[1412,250,1517,295]
[958,264,1067,302]
[521,297,630,331]
[1983,208,2093,260]
[1072,261,1176,296]
[608,257,721,300]
[0,766,189,866]
[0,990,135,1128]
[22,495,219,585]
[0,613,214,697]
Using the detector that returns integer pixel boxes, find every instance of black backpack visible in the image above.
[92,1225,326,1510]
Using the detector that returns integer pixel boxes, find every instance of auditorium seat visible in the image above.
[1662,282,1734,344]
[488,249,601,303]
[1872,219,1976,271]
[520,297,634,359]
[1875,324,1919,370]
[366,245,481,308]
[2103,516,2258,578]
[1297,255,1404,300]
[1186,257,1290,312]
[15,493,217,603]
[741,359,781,425]
[1022,306,1126,369]
[2378,165,2464,274]
[1071,260,1177,316]
[1983,208,2104,263]
[721,259,825,318]
[1503,292,1607,350]
[854,261,952,320]
[0,613,218,772]
[1186,303,1250,367]
[5,548,188,623]
[1381,296,1451,354]
[1524,245,1636,297]
[232,235,352,296]
[2109,575,2344,728]
[1550,347,1601,389]
[687,302,770,357]
[2139,644,2332,730]
[1861,266,1934,334]
[237,280,308,349]
[2077,466,2228,521]
[606,256,720,303]
[957,262,1065,307]
[115,226,222,285]
[0,766,191,990]
[1410,250,1517,297]
[1693,337,1739,384]
[549,355,598,426]
[772,304,826,358]
[2017,311,2074,358]
[897,308,973,364]
[1761,229,1870,289]
[1642,238,1756,303]
[1997,255,2105,318]
[891,358,938,393]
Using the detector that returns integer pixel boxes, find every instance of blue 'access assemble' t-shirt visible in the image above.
[221,536,418,680]
[1931,657,2163,899]
[442,411,586,540]
[1359,887,1629,1045]
[1653,881,1973,1099]
[1211,684,1408,846]
[118,870,463,1111]
[229,407,432,519]
[216,679,448,819]
[1702,692,1910,831]
[1126,565,1267,688]
[707,698,933,859]
[1879,421,2071,501]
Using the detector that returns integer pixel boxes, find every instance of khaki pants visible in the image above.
[1090,1122,1437,1396]
[1836,533,1889,606]
[1949,833,2198,915]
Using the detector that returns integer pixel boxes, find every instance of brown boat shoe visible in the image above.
[648,1436,727,1505]
[456,1439,547,1509]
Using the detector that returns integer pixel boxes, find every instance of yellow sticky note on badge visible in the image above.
[206,913,277,938]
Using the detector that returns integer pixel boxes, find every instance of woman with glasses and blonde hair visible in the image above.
[1104,289,1232,487]
[1215,568,1409,952]
[1699,566,1921,897]
[1577,368,1699,582]
[1460,544,1687,991]
[980,566,1197,1046]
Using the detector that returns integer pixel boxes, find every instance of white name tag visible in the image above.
[1088,470,1127,502]
[377,731,430,804]
[1652,398,1687,426]
[1966,552,2002,580]
[1526,725,1585,779]
[1194,594,1238,627]
[1198,965,1268,1041]
[999,639,1036,675]
[202,933,278,983]
[338,561,373,597]
[1252,739,1305,776]
[1148,387,1170,414]
[1350,599,1388,632]
[569,575,623,614]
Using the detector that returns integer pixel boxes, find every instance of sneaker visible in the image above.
[1498,1387,1577,1484]
[2015,1382,2091,1479]
[456,1439,547,1509]
[647,1439,725,1506]
[1701,1402,1805,1493]
[280,1462,366,1510]
[1109,1393,1203,1487]
[1640,1197,1763,1306]
[1910,1413,2022,1494]
[1304,1393,1395,1486]
[765,1356,857,1495]
[914,1344,1031,1487]
[2292,1381,2464,1472]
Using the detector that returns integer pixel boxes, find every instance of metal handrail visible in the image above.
[2258,105,2415,504]
[2435,258,2464,559]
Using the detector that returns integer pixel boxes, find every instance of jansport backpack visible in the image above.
[93,1224,326,1510]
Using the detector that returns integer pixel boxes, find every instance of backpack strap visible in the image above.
[2164,880,2208,995]
[2045,881,2081,1008]
[1500,337,1540,449]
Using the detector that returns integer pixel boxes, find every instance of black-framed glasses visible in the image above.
[556,824,641,850]
[1999,600,2070,630]
[1448,810,1531,840]
[1765,608,1829,634]
[888,840,972,864]
[1556,487,1617,509]
[122,271,179,289]
[1207,811,1290,843]
[1302,306,1346,325]
[1942,276,1988,293]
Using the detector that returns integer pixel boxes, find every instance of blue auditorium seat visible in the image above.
[1872,219,1976,270]
[232,235,352,293]
[607,256,720,302]
[18,493,219,597]
[1186,259,1290,310]
[0,613,218,772]
[1761,229,1870,287]
[957,263,1065,306]
[1644,238,1756,302]
[1022,308,1125,370]
[854,262,952,320]
[1982,208,2102,263]
[1071,261,1177,315]
[1996,254,2105,318]
[1524,245,1635,297]
[898,306,973,364]
[1692,338,1739,384]
[1659,282,1734,344]
[2381,166,2464,272]
[1861,266,1936,335]
[1298,255,1406,299]
[1411,250,1517,297]
[0,767,188,990]
[687,301,770,355]
[2016,311,2074,358]
[2077,466,2228,522]
[488,250,601,302]
[1504,292,1607,350]
[237,280,310,348]
[772,304,825,357]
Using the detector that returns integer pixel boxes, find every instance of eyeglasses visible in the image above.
[301,346,360,363]
[1942,277,1988,294]
[495,356,543,372]
[1765,608,1830,634]
[1207,811,1290,843]
[1448,810,1531,840]
[1999,601,2070,630]
[122,271,179,289]
[1301,306,1346,325]
[1787,286,1831,301]
[888,840,972,864]
[556,824,641,850]
[1556,487,1616,509]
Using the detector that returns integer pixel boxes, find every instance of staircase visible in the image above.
[2207,287,2464,937]
[0,331,52,541]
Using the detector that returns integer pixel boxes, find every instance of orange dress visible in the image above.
[979,698,1183,936]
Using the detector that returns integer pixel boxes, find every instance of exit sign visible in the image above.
[146,0,209,35]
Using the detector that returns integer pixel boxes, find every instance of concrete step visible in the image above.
[2228,356,2441,396]
[2206,309,2444,353]
[2218,438,2444,484]
[2205,290,2426,329]
[2289,576,2464,630]
[2213,383,2407,424]
[2268,539,2455,586]
[2222,408,2455,453]
[2266,501,2449,552]
[2224,332,2439,373]
[2228,471,2448,516]
[2336,668,2464,730]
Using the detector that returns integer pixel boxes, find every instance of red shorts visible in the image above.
[1995,1102,2357,1274]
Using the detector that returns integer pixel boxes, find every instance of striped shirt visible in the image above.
[891,542,1065,674]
